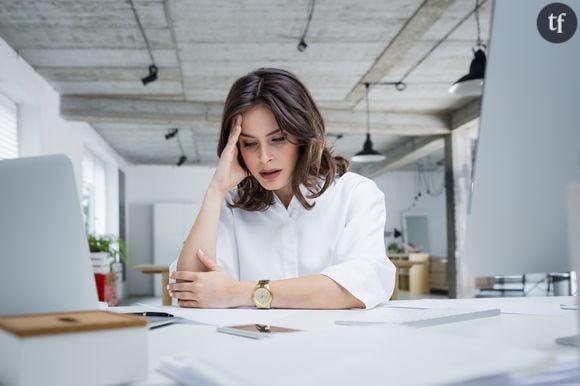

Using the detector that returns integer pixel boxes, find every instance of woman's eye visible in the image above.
[243,142,257,148]
[272,137,286,143]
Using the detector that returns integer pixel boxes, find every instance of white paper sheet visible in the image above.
[158,324,553,386]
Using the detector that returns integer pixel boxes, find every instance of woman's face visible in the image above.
[238,104,299,194]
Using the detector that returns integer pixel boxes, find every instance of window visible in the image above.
[0,92,18,160]
[82,151,107,235]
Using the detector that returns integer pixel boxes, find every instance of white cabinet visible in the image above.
[153,203,199,296]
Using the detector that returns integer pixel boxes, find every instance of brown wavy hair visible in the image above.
[217,68,349,211]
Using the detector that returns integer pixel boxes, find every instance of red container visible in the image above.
[93,273,118,306]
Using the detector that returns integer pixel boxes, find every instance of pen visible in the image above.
[216,326,273,340]
[130,311,175,317]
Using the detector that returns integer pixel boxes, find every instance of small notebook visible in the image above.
[335,307,500,328]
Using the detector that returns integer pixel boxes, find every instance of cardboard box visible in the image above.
[0,310,148,386]
[475,277,495,289]
[429,260,447,273]
[429,256,448,291]
[429,272,448,290]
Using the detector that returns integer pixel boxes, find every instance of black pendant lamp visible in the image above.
[351,83,386,163]
[448,48,486,96]
[449,0,487,96]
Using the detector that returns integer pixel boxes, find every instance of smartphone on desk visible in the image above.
[129,311,177,330]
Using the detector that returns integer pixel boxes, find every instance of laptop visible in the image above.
[555,182,580,347]
[0,155,99,315]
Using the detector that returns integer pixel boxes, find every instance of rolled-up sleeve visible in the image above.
[320,180,396,308]
[215,195,240,279]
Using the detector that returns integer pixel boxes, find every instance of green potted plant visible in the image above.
[88,234,127,268]
[388,242,404,254]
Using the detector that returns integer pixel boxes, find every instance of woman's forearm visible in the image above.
[234,275,365,309]
[176,187,225,272]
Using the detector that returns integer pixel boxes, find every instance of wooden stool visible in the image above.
[389,254,430,297]
[133,264,171,306]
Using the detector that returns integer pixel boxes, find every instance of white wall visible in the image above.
[125,166,447,295]
[126,165,215,295]
[374,170,447,257]
[0,37,127,237]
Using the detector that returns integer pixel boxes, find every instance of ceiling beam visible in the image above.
[324,109,449,135]
[346,0,457,103]
[353,135,445,177]
[60,96,223,125]
[449,98,481,131]
[61,96,451,136]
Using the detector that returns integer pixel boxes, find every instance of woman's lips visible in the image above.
[259,169,282,181]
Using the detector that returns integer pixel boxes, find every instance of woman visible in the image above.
[170,68,395,309]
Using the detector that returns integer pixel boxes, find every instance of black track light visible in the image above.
[142,64,158,86]
[297,38,308,52]
[130,0,158,86]
[297,0,315,53]
[177,155,187,166]
[165,128,178,140]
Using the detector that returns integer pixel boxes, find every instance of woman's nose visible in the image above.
[259,145,273,164]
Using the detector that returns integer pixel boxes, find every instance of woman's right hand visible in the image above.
[209,115,248,195]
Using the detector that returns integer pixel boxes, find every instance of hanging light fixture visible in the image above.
[129,0,159,86]
[297,0,316,52]
[449,0,487,96]
[351,83,386,163]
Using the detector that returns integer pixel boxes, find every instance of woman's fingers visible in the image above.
[171,271,197,282]
[168,282,196,292]
[178,299,200,308]
[233,114,242,133]
[171,290,197,301]
[168,281,199,302]
[210,114,245,193]
[225,115,242,150]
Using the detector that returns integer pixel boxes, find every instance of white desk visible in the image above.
[120,296,578,386]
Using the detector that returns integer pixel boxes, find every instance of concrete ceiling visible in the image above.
[0,0,491,172]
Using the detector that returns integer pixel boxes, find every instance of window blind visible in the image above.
[0,93,18,160]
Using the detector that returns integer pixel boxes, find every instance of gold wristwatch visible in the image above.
[252,280,273,309]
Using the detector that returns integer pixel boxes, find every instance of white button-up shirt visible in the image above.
[216,172,395,308]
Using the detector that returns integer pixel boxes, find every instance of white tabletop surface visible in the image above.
[115,296,578,386]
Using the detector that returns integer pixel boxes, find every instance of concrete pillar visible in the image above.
[444,131,476,298]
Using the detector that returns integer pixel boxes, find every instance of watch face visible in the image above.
[254,287,271,306]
